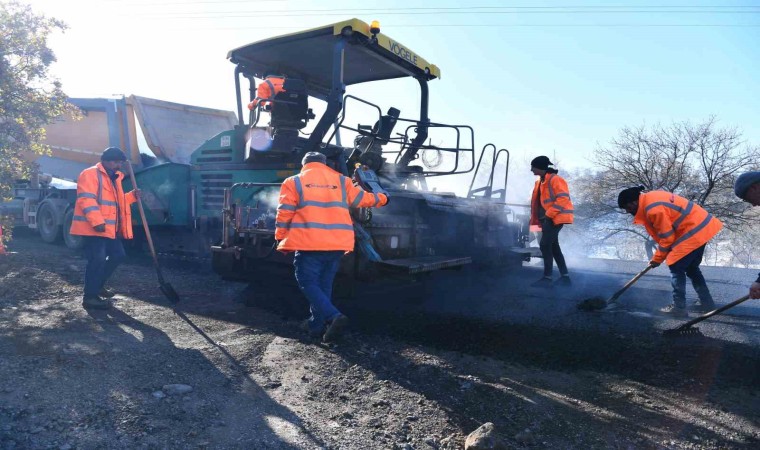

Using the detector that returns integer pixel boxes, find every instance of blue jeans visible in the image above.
[83,237,126,297]
[668,245,714,308]
[294,250,344,334]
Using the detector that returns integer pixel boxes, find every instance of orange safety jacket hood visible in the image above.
[633,191,723,265]
[69,163,138,239]
[275,162,388,252]
[530,173,574,228]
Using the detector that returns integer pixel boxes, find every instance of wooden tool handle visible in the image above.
[608,265,653,304]
[125,161,161,272]
[675,294,752,330]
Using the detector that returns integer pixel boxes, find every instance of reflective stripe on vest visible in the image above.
[97,170,103,205]
[293,175,348,210]
[541,174,570,205]
[647,200,697,243]
[264,79,276,101]
[275,222,354,231]
[73,216,117,225]
[351,191,365,208]
[666,213,715,251]
[546,175,556,202]
[672,200,694,230]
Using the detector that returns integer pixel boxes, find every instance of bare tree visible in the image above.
[572,118,759,262]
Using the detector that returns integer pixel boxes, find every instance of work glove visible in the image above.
[94,224,106,233]
[750,281,760,299]
[648,260,661,268]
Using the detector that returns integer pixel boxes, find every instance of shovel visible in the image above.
[663,294,751,337]
[578,264,653,311]
[126,161,181,304]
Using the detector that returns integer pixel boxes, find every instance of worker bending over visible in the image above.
[617,187,722,317]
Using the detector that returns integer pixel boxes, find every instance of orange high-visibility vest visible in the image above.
[634,191,723,265]
[69,163,137,239]
[248,76,285,110]
[530,173,574,228]
[275,162,388,252]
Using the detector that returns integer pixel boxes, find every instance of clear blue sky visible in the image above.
[24,0,760,193]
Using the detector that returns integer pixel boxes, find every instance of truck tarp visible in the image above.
[130,95,238,165]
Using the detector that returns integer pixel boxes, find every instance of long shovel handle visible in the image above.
[125,161,162,275]
[673,294,752,331]
[607,265,653,304]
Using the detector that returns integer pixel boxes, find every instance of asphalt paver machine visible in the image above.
[202,19,531,280]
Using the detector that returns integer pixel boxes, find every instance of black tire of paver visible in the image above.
[37,203,61,243]
[62,209,84,250]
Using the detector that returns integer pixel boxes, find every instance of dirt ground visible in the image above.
[1,233,759,449]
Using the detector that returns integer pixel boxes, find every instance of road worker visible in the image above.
[617,187,723,317]
[529,156,574,286]
[275,152,388,342]
[734,171,760,300]
[70,147,140,310]
[247,75,285,110]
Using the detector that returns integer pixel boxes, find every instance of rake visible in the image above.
[663,294,751,337]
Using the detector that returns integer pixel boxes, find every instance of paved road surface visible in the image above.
[345,257,760,347]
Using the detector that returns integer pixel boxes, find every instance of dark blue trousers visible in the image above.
[293,250,343,334]
[668,244,714,308]
[83,237,126,297]
[540,218,568,277]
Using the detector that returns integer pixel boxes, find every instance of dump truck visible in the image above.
[0,96,237,250]
[123,18,532,280]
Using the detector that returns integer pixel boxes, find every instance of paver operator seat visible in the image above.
[248,76,315,142]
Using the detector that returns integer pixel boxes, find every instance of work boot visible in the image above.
[99,287,116,298]
[322,314,349,343]
[692,284,715,312]
[82,295,111,310]
[660,304,688,318]
[531,276,553,288]
[300,319,324,340]
[690,301,716,313]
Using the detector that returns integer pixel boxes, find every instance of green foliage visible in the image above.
[1,0,73,201]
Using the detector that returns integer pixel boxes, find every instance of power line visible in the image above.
[136,7,760,17]
[102,0,286,4]
[101,1,760,7]
[143,24,760,31]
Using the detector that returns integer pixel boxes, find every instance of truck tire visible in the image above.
[62,209,84,250]
[37,203,61,243]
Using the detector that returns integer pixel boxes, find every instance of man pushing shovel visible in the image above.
[617,187,723,318]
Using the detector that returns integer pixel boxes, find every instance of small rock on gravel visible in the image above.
[465,422,508,450]
[152,391,167,399]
